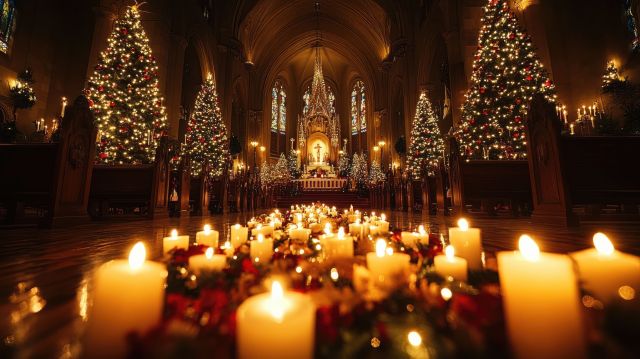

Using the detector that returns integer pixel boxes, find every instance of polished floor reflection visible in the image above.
[1,210,639,358]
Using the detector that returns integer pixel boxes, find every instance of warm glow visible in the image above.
[330,268,339,281]
[385,247,394,256]
[418,225,426,234]
[445,245,455,260]
[440,287,453,301]
[518,235,540,261]
[375,239,387,257]
[356,218,361,225]
[128,242,146,270]
[257,234,264,243]
[324,223,332,235]
[381,213,386,221]
[457,218,469,231]
[204,224,211,234]
[407,331,422,347]
[170,229,178,238]
[337,227,345,239]
[270,281,285,321]
[257,224,262,230]
[205,247,214,259]
[593,232,614,255]
[235,223,241,229]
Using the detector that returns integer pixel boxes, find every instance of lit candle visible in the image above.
[448,218,482,270]
[416,225,429,245]
[84,242,166,358]
[322,227,354,259]
[366,239,410,286]
[61,96,67,117]
[434,245,468,282]
[196,224,219,248]
[377,213,389,234]
[349,219,363,239]
[400,231,418,247]
[189,247,226,274]
[309,222,323,234]
[498,235,586,359]
[252,223,274,238]
[230,224,249,248]
[289,224,311,242]
[236,281,315,359]
[570,233,640,303]
[250,234,273,264]
[163,229,189,254]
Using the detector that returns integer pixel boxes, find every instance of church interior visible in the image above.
[1,0,639,358]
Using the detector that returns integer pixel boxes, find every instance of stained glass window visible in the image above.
[351,80,366,135]
[0,0,16,54]
[271,81,286,134]
[302,83,335,116]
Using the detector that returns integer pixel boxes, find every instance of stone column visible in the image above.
[164,34,188,138]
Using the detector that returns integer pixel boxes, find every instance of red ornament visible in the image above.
[98,85,104,92]
[544,79,552,87]
[121,28,128,35]
[514,116,522,123]
[110,101,116,107]
[526,75,533,81]
[98,152,108,159]
[509,33,516,40]
[479,87,486,94]
[515,98,522,105]
[88,99,95,107]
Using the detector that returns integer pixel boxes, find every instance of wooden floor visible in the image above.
[0,209,638,357]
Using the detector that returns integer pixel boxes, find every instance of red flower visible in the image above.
[241,257,259,275]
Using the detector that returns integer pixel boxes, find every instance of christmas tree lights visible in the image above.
[86,5,168,164]
[456,0,555,160]
[602,60,623,90]
[184,74,229,178]
[368,160,386,184]
[406,91,444,179]
[10,69,36,117]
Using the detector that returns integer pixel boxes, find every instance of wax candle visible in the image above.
[189,247,226,274]
[434,245,468,282]
[196,224,219,248]
[252,223,274,237]
[322,227,354,259]
[416,225,429,244]
[377,213,389,234]
[289,224,311,242]
[498,235,586,359]
[250,234,273,263]
[84,242,166,358]
[570,233,640,303]
[400,231,418,248]
[309,222,323,234]
[237,281,315,359]
[230,224,249,248]
[366,240,410,285]
[163,229,189,254]
[369,225,380,236]
[223,240,235,258]
[349,219,363,239]
[448,219,482,270]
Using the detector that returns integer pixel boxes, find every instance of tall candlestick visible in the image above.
[498,235,586,359]
[448,218,482,270]
[61,96,67,117]
[237,281,315,359]
[570,233,640,303]
[84,242,166,358]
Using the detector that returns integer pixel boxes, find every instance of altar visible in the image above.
[296,178,346,191]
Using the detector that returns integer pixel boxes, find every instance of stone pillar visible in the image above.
[443,30,467,127]
[164,34,188,138]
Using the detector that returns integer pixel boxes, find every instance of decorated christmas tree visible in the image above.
[602,60,623,90]
[184,74,229,178]
[456,0,555,160]
[349,153,368,188]
[287,148,300,179]
[337,152,350,177]
[259,161,273,187]
[406,91,444,179]
[273,153,292,184]
[368,160,386,185]
[86,4,168,164]
[10,68,36,119]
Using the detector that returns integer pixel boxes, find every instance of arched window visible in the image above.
[270,80,287,155]
[302,83,336,116]
[0,0,16,54]
[350,80,367,151]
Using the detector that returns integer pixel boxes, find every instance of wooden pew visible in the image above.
[526,95,640,226]
[0,96,96,227]
[449,138,532,216]
[88,137,170,219]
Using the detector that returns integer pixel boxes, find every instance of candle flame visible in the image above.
[270,280,285,321]
[418,225,426,235]
[170,229,178,238]
[338,227,345,239]
[593,232,614,255]
[356,218,361,224]
[204,224,211,234]
[381,213,386,221]
[257,234,264,243]
[518,235,540,261]
[324,223,332,235]
[375,239,387,257]
[234,223,241,229]
[386,247,394,256]
[128,242,146,270]
[257,224,262,230]
[445,245,455,259]
[205,247,214,259]
[407,331,422,347]
[457,218,469,231]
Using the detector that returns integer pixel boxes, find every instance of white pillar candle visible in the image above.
[289,224,311,242]
[252,224,274,238]
[448,218,482,270]
[416,225,429,245]
[196,224,219,248]
[237,281,315,359]
[377,213,390,234]
[434,245,468,282]
[369,225,380,236]
[366,240,410,285]
[498,235,586,359]
[570,233,640,303]
[349,220,363,239]
[322,228,354,259]
[84,243,166,358]
[250,234,273,264]
[189,247,226,274]
[163,229,189,254]
[362,222,370,238]
[400,231,418,248]
[230,224,249,248]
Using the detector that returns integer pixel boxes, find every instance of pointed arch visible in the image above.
[350,79,367,152]
[270,79,287,155]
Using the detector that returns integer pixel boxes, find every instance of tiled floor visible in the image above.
[0,209,638,357]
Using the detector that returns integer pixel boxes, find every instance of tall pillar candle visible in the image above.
[250,234,273,264]
[498,235,586,359]
[366,240,410,285]
[196,224,219,248]
[322,228,354,259]
[448,219,482,269]
[84,243,166,358]
[570,233,640,303]
[434,245,468,282]
[230,224,249,248]
[163,229,189,254]
[237,281,315,359]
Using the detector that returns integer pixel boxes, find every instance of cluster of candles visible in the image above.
[34,118,58,135]
[82,207,640,359]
